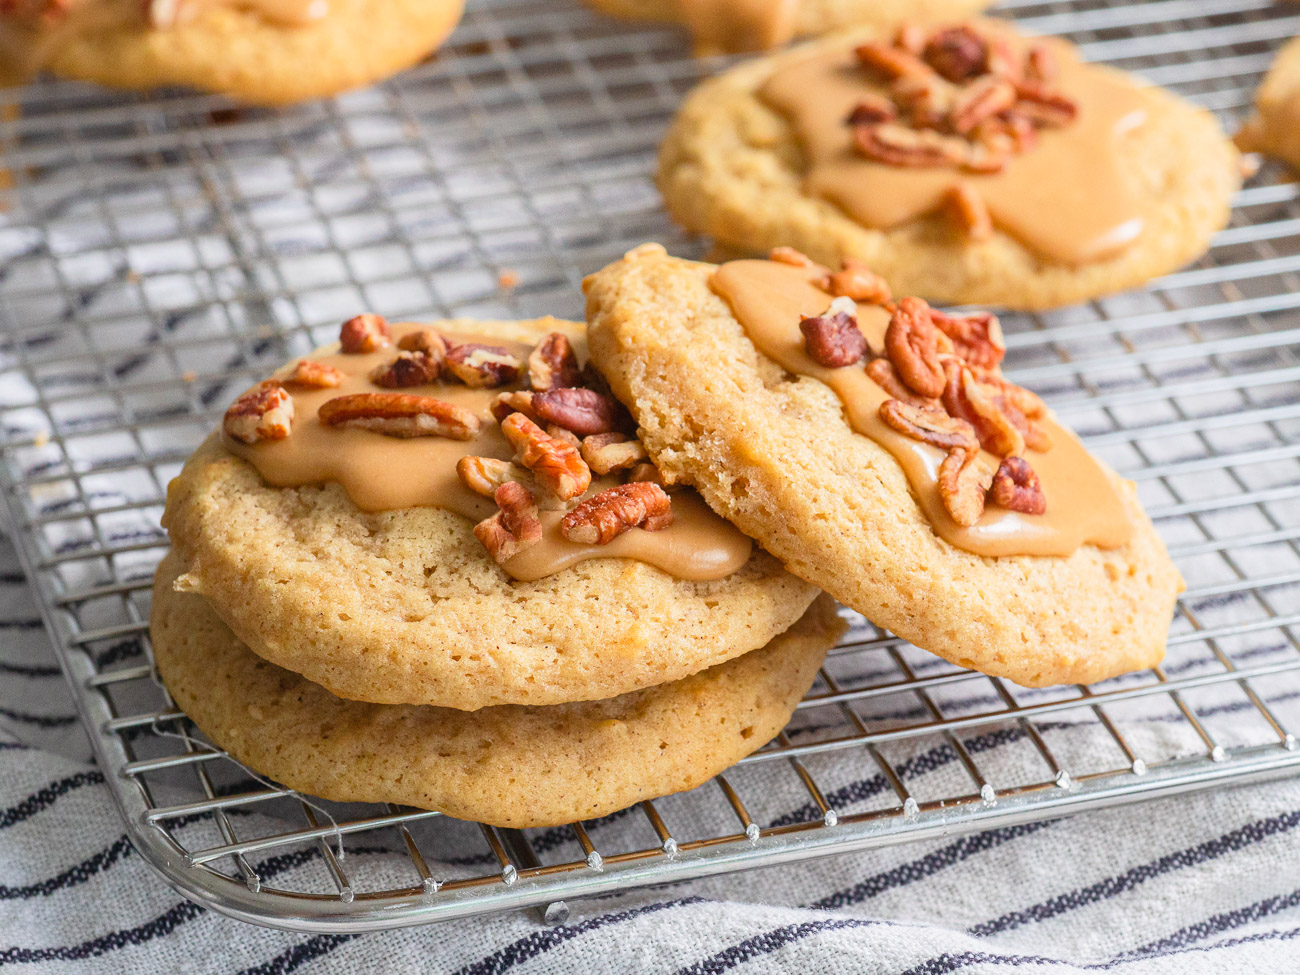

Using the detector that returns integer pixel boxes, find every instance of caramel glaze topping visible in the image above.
[759,26,1150,266]
[712,257,1133,557]
[223,322,752,583]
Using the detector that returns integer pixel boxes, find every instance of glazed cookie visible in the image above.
[657,20,1239,309]
[1236,36,1300,171]
[584,246,1184,687]
[583,0,993,54]
[163,315,818,710]
[0,0,464,104]
[152,555,844,828]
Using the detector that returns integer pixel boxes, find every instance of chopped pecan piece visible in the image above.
[865,357,939,409]
[457,456,516,497]
[500,412,591,501]
[396,328,449,358]
[950,76,1017,135]
[561,482,674,546]
[1023,44,1057,86]
[339,314,391,354]
[961,140,1012,175]
[532,387,628,436]
[944,184,993,243]
[581,433,649,475]
[879,399,978,451]
[846,95,898,127]
[855,42,935,81]
[942,364,1024,457]
[626,462,665,486]
[821,259,892,304]
[769,246,815,267]
[491,390,539,424]
[317,392,480,440]
[1013,86,1078,127]
[444,343,523,388]
[884,296,947,398]
[283,359,344,389]
[890,74,956,130]
[474,482,543,563]
[369,351,442,388]
[922,25,988,82]
[931,308,1005,367]
[972,368,1044,418]
[223,381,294,444]
[938,447,994,527]
[992,456,1046,515]
[894,21,927,55]
[528,332,582,392]
[800,297,869,368]
[546,424,582,448]
[854,124,969,169]
[972,112,1038,157]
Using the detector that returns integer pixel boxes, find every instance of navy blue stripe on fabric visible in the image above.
[0,901,204,966]
[969,807,1300,937]
[1121,886,1300,960]
[452,897,705,975]
[0,771,103,829]
[672,917,893,975]
[0,660,61,678]
[0,707,77,728]
[0,837,132,900]
[234,935,360,975]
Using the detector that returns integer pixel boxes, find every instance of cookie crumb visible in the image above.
[182,370,198,383]
[32,430,49,447]
[497,268,520,290]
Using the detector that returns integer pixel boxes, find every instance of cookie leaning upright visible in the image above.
[656,19,1239,310]
[584,245,1184,687]
[0,0,465,104]
[163,314,818,711]
[1236,36,1300,172]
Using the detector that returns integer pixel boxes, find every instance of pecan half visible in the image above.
[942,364,1024,457]
[855,42,934,81]
[879,399,978,451]
[339,314,390,354]
[884,296,946,398]
[396,328,449,358]
[283,359,344,389]
[846,95,898,127]
[865,357,939,409]
[318,393,480,440]
[821,259,892,304]
[800,297,869,368]
[992,456,1046,515]
[532,387,627,436]
[922,25,988,82]
[944,184,993,243]
[444,343,523,388]
[491,390,539,424]
[500,412,591,500]
[223,381,294,444]
[1014,86,1078,127]
[769,246,815,267]
[370,351,442,388]
[474,482,543,563]
[581,433,649,475]
[528,332,582,392]
[931,308,1005,368]
[950,76,1017,135]
[938,447,994,527]
[560,482,674,546]
[456,455,566,510]
[854,124,969,169]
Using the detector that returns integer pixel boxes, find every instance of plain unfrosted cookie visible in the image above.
[1236,36,1300,171]
[162,316,818,711]
[584,247,1184,688]
[656,25,1239,310]
[152,554,843,828]
[1,0,464,104]
[583,0,993,54]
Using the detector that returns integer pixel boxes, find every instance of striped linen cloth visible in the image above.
[3,548,1300,973]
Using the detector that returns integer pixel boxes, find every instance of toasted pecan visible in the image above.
[879,399,979,451]
[938,447,994,527]
[921,25,988,82]
[931,308,1005,368]
[854,123,969,169]
[884,297,947,398]
[223,381,294,444]
[580,433,648,476]
[560,482,674,546]
[370,351,442,388]
[474,481,543,563]
[532,387,627,436]
[865,358,939,409]
[821,259,892,305]
[800,297,869,368]
[992,456,1046,514]
[283,359,344,389]
[500,412,591,501]
[942,364,1025,457]
[444,343,523,388]
[396,328,449,358]
[528,332,583,392]
[339,314,390,354]
[318,392,480,440]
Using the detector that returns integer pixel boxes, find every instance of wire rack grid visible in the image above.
[1,0,1300,934]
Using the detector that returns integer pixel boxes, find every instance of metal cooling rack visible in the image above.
[1,0,1300,934]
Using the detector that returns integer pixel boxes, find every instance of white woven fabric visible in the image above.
[3,545,1300,974]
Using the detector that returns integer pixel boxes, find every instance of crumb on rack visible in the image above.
[32,430,49,447]
[498,269,520,290]
[182,370,198,383]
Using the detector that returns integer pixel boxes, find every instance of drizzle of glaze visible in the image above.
[223,323,753,583]
[711,258,1133,557]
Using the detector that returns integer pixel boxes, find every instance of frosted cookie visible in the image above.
[657,20,1239,309]
[163,314,818,710]
[0,0,464,104]
[152,554,843,828]
[584,246,1184,687]
[1236,36,1300,171]
[583,0,993,55]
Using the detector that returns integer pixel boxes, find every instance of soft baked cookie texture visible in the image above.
[584,247,1185,687]
[656,25,1240,310]
[584,0,993,53]
[1236,36,1300,171]
[21,0,464,104]
[162,316,818,711]
[152,554,843,828]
